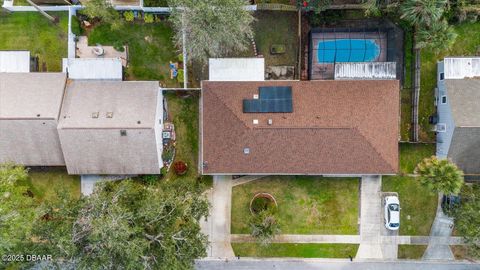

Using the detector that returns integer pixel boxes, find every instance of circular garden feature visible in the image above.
[250,192,277,215]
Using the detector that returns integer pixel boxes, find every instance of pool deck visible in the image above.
[310,32,387,80]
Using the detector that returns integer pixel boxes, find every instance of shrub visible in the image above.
[142,175,158,185]
[249,210,280,246]
[144,13,154,23]
[123,11,134,22]
[177,69,184,83]
[177,54,184,63]
[173,161,188,175]
[113,41,125,52]
[160,166,168,176]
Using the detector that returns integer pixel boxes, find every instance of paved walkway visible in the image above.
[231,234,464,245]
[423,194,455,260]
[199,175,234,258]
[195,258,480,270]
[356,175,384,259]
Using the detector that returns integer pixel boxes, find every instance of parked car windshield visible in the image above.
[389,204,399,211]
[389,223,399,228]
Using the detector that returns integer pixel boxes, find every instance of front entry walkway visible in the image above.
[200,175,235,258]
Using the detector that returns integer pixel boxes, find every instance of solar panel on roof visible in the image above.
[243,86,293,113]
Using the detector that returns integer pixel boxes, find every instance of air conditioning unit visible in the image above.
[436,123,446,133]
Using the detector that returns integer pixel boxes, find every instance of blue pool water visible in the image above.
[317,39,380,63]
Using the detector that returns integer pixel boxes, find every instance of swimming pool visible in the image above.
[317,39,380,63]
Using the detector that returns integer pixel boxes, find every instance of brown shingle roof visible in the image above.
[201,80,399,175]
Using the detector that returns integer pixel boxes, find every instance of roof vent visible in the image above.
[268,119,273,125]
[36,114,41,117]
[106,112,113,118]
[243,147,250,155]
[253,119,259,125]
[120,130,127,136]
[91,112,99,118]
[253,94,259,99]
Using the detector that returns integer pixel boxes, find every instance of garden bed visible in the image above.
[232,176,359,235]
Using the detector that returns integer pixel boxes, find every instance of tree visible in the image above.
[33,179,209,270]
[415,156,464,195]
[249,210,280,246]
[168,0,255,64]
[416,20,457,52]
[453,184,480,259]
[400,0,447,28]
[297,0,333,14]
[0,164,37,255]
[82,0,123,30]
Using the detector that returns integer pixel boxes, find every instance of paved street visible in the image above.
[199,175,234,258]
[195,258,480,270]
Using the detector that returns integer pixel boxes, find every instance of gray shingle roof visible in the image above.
[58,80,159,129]
[0,73,66,119]
[446,79,480,127]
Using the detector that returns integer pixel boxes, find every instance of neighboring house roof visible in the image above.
[0,73,66,119]
[446,79,480,126]
[209,58,265,81]
[57,80,162,175]
[443,57,480,79]
[62,58,123,80]
[0,51,30,73]
[334,62,396,80]
[444,79,480,174]
[0,72,66,166]
[58,80,159,129]
[201,80,399,175]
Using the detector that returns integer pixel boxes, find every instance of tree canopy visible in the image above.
[415,20,458,52]
[415,156,464,195]
[168,0,255,64]
[82,0,123,30]
[0,164,37,255]
[400,0,447,27]
[33,179,209,270]
[453,184,480,259]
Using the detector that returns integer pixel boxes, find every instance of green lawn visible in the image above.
[382,176,437,236]
[0,12,68,71]
[253,11,298,67]
[398,245,427,259]
[399,143,435,174]
[419,22,480,141]
[232,243,359,258]
[88,22,180,86]
[26,168,81,202]
[232,176,359,235]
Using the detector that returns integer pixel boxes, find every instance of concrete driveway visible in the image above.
[200,175,235,258]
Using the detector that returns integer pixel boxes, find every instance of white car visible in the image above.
[384,196,400,230]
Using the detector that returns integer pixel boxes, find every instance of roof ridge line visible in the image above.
[354,126,397,172]
[209,89,250,129]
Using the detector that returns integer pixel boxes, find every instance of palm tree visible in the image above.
[414,156,464,195]
[416,20,458,52]
[400,0,447,27]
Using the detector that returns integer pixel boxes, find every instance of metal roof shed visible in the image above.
[209,58,265,81]
[0,51,30,73]
[62,58,123,80]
